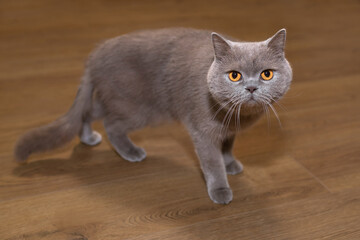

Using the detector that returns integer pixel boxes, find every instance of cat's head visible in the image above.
[207,29,292,115]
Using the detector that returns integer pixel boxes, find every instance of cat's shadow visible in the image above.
[12,121,287,239]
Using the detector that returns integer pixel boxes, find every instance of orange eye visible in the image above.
[261,70,274,81]
[228,71,241,82]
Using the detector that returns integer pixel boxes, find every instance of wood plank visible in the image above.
[0,155,325,240]
[291,124,360,191]
[128,189,360,240]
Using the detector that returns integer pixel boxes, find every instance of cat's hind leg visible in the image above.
[222,135,243,175]
[79,97,103,146]
[80,122,102,146]
[104,118,146,162]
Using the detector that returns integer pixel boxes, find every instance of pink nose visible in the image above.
[246,86,258,93]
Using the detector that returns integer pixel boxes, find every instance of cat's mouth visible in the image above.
[245,98,259,106]
[244,94,260,104]
[246,93,273,106]
[241,95,267,111]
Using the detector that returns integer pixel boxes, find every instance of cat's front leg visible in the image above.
[222,134,244,175]
[189,130,233,204]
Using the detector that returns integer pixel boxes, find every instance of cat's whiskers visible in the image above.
[262,93,288,112]
[218,93,242,139]
[208,98,221,112]
[208,101,221,112]
[261,102,271,131]
[257,95,282,129]
[219,103,232,135]
[235,103,242,132]
[224,102,237,137]
[211,98,233,121]
[220,101,236,138]
[267,103,282,128]
[208,89,234,115]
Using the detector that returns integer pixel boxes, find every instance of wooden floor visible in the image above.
[1,0,360,239]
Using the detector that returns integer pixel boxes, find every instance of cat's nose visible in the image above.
[246,86,258,93]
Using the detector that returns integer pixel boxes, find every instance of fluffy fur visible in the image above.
[14,28,292,204]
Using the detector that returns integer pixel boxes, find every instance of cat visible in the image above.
[14,28,292,204]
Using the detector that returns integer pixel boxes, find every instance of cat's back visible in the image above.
[122,27,211,46]
[96,27,211,54]
[88,28,213,77]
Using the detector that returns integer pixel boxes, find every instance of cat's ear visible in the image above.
[266,29,286,55]
[211,32,232,61]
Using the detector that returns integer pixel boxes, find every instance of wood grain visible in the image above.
[1,0,360,239]
[129,189,360,240]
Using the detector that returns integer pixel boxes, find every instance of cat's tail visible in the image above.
[14,72,94,162]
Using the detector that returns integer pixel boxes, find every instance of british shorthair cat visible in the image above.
[15,28,292,204]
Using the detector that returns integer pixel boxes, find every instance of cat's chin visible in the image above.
[244,99,258,106]
[215,99,263,116]
[241,100,264,115]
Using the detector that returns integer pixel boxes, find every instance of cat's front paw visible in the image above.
[209,187,233,204]
[119,146,147,163]
[226,160,243,175]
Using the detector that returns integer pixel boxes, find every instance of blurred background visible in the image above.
[1,0,359,239]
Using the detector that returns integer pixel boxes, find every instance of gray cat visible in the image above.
[14,28,292,204]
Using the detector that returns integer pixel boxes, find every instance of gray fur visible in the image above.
[14,28,292,204]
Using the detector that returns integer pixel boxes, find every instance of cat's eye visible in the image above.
[261,70,274,81]
[228,71,242,82]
